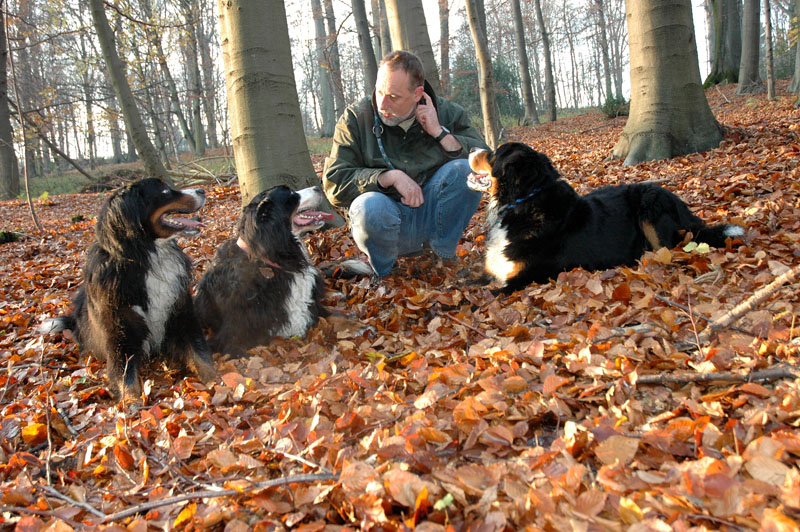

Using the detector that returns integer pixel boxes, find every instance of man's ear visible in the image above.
[413,85,424,103]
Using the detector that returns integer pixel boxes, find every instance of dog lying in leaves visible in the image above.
[468,142,744,293]
[40,178,216,400]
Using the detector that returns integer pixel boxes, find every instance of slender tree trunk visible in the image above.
[612,0,723,165]
[511,0,538,125]
[439,0,450,95]
[370,0,382,60]
[352,0,378,94]
[0,1,19,200]
[763,0,775,99]
[181,0,206,155]
[704,0,741,86]
[323,0,345,118]
[736,0,763,94]
[465,0,500,148]
[198,2,219,149]
[595,0,614,101]
[217,0,342,226]
[533,0,556,121]
[384,0,443,95]
[312,0,335,136]
[378,0,391,57]
[789,0,800,94]
[90,0,170,183]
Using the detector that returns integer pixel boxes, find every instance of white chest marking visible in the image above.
[136,241,187,351]
[276,266,319,338]
[485,223,517,283]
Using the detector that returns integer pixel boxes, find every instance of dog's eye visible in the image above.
[162,188,170,195]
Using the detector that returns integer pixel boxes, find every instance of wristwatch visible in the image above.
[434,126,450,142]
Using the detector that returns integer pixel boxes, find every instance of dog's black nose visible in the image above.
[311,185,321,193]
[470,147,481,153]
[196,188,206,196]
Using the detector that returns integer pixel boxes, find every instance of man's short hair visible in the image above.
[380,50,424,89]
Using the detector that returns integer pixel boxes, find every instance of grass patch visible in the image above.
[307,136,333,155]
[18,173,92,199]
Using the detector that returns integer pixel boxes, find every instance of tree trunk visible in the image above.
[181,0,206,155]
[352,0,378,94]
[198,1,219,149]
[370,0,382,60]
[384,0,443,95]
[89,0,170,183]
[612,0,723,166]
[312,0,335,137]
[789,0,800,93]
[439,0,450,95]
[511,0,538,125]
[736,0,763,94]
[323,0,345,118]
[595,0,614,101]
[465,0,501,148]
[0,2,19,200]
[378,0,391,57]
[533,0,556,121]
[217,0,342,226]
[704,0,741,86]
[763,0,775,99]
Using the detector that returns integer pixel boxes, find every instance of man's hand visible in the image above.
[379,170,424,207]
[415,93,441,137]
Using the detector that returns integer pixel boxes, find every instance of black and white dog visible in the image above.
[195,185,335,356]
[40,178,216,400]
[468,143,745,292]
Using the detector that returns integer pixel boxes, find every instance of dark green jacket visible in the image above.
[322,83,488,209]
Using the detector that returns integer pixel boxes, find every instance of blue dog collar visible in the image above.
[502,188,541,211]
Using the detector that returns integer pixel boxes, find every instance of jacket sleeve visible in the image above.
[443,101,490,157]
[322,107,389,210]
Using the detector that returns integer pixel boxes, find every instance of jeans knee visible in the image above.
[349,192,400,234]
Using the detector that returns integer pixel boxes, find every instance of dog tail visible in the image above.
[37,314,76,336]
[321,259,374,279]
[694,223,745,248]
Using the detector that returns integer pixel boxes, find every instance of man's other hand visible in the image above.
[379,170,424,207]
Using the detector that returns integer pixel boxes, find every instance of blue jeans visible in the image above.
[348,159,481,277]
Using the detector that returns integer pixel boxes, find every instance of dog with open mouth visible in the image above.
[39,178,216,400]
[194,185,335,356]
[468,142,745,293]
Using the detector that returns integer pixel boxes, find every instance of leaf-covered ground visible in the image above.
[1,84,799,531]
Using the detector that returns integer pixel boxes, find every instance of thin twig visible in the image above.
[636,365,800,386]
[39,485,106,518]
[0,505,84,528]
[444,312,489,338]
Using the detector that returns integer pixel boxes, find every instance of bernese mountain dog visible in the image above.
[40,178,216,400]
[194,185,332,356]
[468,142,745,293]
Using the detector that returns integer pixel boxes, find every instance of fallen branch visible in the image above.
[43,472,338,524]
[698,263,800,344]
[637,365,800,386]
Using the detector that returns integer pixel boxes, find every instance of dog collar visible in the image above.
[501,188,541,211]
[236,237,283,270]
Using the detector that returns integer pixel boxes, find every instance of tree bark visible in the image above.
[323,0,345,118]
[533,0,556,121]
[352,0,378,95]
[612,0,723,166]
[789,0,800,93]
[465,0,501,148]
[181,0,206,155]
[763,0,775,99]
[439,0,450,95]
[197,0,219,149]
[217,0,342,226]
[377,0,392,57]
[312,0,336,137]
[511,0,538,125]
[89,0,170,184]
[384,0,443,95]
[704,0,741,86]
[0,1,19,200]
[595,0,614,101]
[736,0,763,94]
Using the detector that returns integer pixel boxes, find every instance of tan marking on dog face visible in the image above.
[641,221,661,249]
[468,149,500,197]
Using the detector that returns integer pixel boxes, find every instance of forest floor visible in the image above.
[1,83,799,531]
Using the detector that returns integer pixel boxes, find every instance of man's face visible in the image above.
[375,65,424,126]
